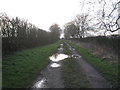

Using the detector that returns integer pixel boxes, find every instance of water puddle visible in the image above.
[58,48,64,51]
[69,47,75,51]
[50,63,60,68]
[33,43,83,88]
[33,78,47,88]
[60,43,63,46]
[49,53,69,62]
[72,54,81,58]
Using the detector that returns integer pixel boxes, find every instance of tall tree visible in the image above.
[74,14,90,38]
[1,13,60,56]
[96,0,120,35]
[49,24,61,41]
[64,21,78,39]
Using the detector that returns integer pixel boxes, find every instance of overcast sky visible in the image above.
[0,0,82,31]
[0,0,119,36]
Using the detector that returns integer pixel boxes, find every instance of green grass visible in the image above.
[68,40,118,88]
[63,42,71,55]
[62,42,91,88]
[3,41,60,88]
[62,58,91,88]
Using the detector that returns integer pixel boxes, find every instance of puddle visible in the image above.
[69,47,75,51]
[60,44,63,46]
[49,53,69,62]
[72,54,81,58]
[33,78,46,88]
[50,63,60,68]
[58,48,64,51]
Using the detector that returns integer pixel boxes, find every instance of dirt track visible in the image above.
[31,43,64,89]
[67,43,111,88]
[31,41,112,89]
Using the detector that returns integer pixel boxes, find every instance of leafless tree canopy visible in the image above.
[97,0,120,35]
[64,0,120,38]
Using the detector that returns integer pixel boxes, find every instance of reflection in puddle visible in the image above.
[60,44,63,46]
[33,78,46,88]
[69,47,75,51]
[72,54,81,58]
[58,48,64,51]
[49,53,69,62]
[50,63,60,68]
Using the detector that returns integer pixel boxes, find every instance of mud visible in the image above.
[31,43,69,89]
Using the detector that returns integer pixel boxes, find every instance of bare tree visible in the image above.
[96,0,120,35]
[0,13,11,37]
[64,21,78,39]
[49,24,61,41]
[1,13,60,55]
[78,0,120,36]
[74,13,91,38]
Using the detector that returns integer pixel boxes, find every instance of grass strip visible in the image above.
[62,42,91,88]
[63,41,71,55]
[62,58,91,88]
[3,41,60,88]
[68,40,118,88]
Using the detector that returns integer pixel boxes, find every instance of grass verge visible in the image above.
[3,41,60,88]
[63,41,71,55]
[62,58,91,88]
[62,42,91,88]
[68,40,118,88]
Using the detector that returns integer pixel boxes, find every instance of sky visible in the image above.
[0,0,119,36]
[0,0,81,31]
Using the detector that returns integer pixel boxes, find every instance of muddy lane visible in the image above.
[31,43,69,89]
[66,43,112,88]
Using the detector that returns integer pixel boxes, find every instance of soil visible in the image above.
[30,43,64,89]
[41,61,64,88]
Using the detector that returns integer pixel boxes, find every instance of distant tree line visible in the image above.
[0,13,60,56]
